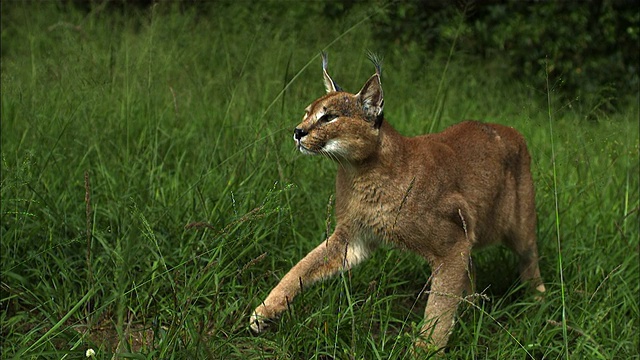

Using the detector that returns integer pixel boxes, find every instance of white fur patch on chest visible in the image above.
[344,239,369,267]
[343,231,378,267]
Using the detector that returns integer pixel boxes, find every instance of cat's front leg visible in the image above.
[250,228,371,333]
[415,245,472,353]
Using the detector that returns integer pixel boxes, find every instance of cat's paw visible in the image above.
[249,308,270,333]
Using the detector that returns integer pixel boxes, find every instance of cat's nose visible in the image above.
[293,128,308,140]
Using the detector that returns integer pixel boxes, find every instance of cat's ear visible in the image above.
[356,73,384,125]
[321,52,342,93]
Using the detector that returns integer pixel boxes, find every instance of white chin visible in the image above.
[298,147,316,155]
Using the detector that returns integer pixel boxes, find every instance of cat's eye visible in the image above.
[319,114,338,123]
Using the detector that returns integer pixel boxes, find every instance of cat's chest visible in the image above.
[335,175,415,241]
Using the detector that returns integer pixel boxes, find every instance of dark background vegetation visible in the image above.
[4,0,636,109]
[374,0,639,105]
[40,0,640,112]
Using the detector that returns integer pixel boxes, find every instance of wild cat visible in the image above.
[250,53,545,352]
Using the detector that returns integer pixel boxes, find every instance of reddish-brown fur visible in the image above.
[250,54,545,353]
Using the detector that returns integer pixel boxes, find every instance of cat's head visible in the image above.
[293,53,384,163]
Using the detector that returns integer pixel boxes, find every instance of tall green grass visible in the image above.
[1,3,638,359]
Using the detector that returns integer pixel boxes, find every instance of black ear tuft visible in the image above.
[357,73,384,125]
[321,52,342,93]
[367,52,383,80]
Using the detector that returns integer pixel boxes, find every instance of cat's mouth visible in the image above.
[294,135,319,155]
[296,143,318,155]
[296,138,345,158]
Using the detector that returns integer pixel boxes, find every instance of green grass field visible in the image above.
[1,3,638,359]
